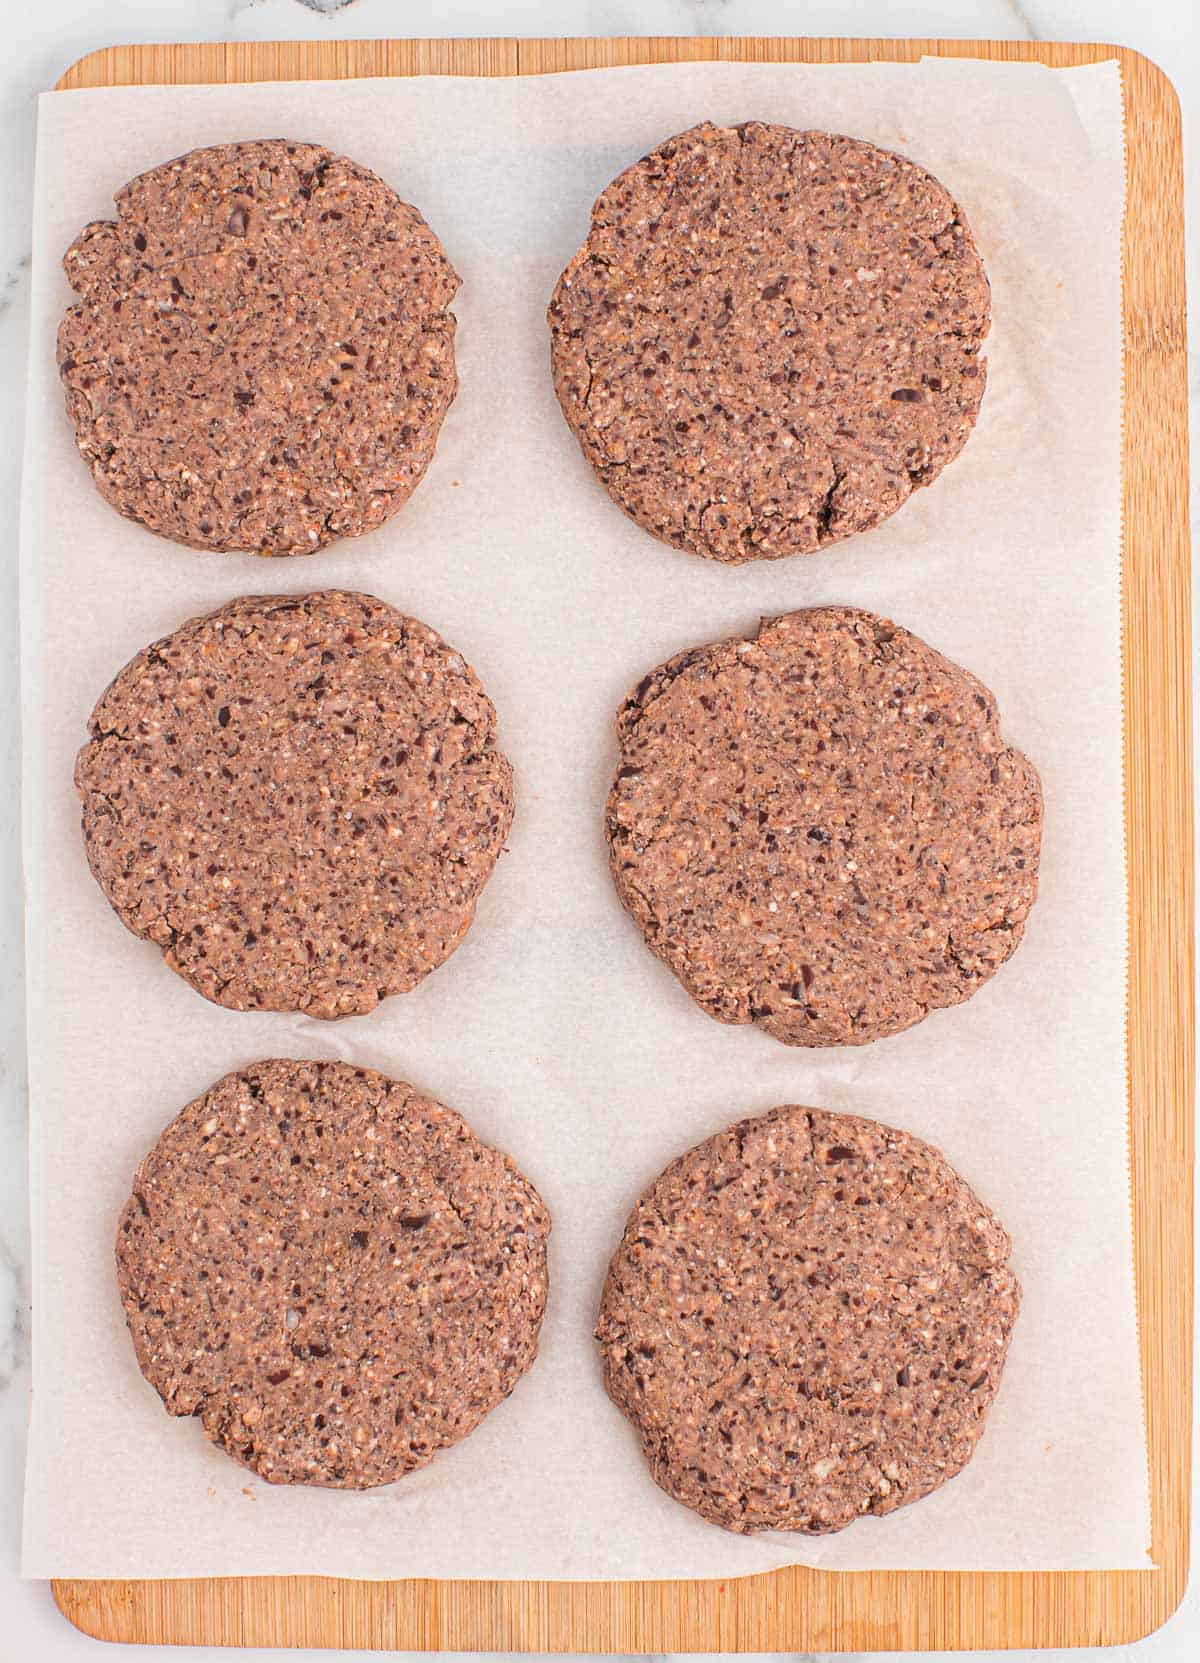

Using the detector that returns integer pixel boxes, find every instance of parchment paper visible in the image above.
[21,58,1146,1579]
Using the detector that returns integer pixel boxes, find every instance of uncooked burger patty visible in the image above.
[58,139,458,555]
[607,607,1041,1046]
[75,590,513,1017]
[549,121,989,563]
[598,1105,1019,1534]
[117,1059,550,1487]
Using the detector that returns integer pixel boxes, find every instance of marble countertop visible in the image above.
[1,0,1194,1657]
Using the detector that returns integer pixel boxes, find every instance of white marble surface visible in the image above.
[0,0,1194,1657]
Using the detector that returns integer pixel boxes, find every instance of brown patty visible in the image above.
[549,121,989,563]
[75,591,513,1017]
[598,1105,1019,1534]
[58,139,458,555]
[116,1060,550,1488]
[607,607,1041,1046]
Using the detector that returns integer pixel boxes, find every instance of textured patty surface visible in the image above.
[549,121,989,563]
[59,138,458,554]
[117,1059,550,1488]
[607,607,1041,1046]
[598,1105,1020,1534]
[76,590,513,1017]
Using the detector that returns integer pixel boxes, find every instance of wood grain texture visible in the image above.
[50,36,1191,1652]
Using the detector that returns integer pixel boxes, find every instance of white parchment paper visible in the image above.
[21,59,1146,1579]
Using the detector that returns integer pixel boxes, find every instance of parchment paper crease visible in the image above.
[21,58,1147,1579]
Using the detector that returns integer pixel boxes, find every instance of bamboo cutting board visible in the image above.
[50,36,1191,1651]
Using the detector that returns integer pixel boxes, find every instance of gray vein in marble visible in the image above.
[673,0,733,38]
[0,1234,25,1389]
[1002,0,1038,38]
[228,0,359,20]
[0,255,30,322]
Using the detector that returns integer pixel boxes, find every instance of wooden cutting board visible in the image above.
[50,36,1192,1651]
